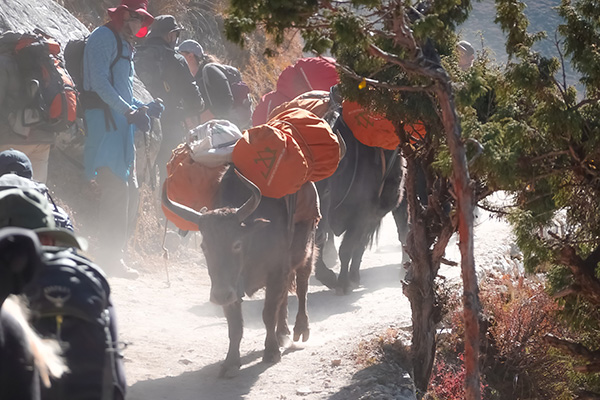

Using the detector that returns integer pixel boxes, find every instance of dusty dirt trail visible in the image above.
[108,204,517,400]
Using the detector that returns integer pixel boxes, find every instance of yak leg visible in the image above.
[276,285,292,349]
[293,255,312,342]
[220,300,243,378]
[262,273,287,363]
[336,230,355,295]
[314,229,337,289]
[348,235,369,288]
[392,198,410,265]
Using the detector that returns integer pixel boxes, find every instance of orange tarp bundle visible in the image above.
[342,101,427,149]
[232,108,340,198]
[232,124,309,198]
[268,108,340,182]
[268,90,330,120]
[342,101,399,150]
[162,143,227,231]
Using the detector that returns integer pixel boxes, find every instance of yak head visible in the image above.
[162,170,269,306]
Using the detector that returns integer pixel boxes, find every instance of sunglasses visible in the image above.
[127,11,144,21]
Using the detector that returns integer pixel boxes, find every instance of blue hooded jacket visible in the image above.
[83,25,144,182]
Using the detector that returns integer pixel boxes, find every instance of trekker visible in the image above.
[0,149,74,231]
[134,15,204,185]
[0,188,127,400]
[177,39,253,130]
[0,46,53,183]
[457,40,475,71]
[82,0,159,279]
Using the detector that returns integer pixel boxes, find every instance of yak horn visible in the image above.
[161,183,205,227]
[234,169,262,222]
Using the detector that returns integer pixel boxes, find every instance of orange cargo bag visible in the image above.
[268,90,331,120]
[162,143,227,231]
[342,101,400,150]
[268,107,341,182]
[232,124,309,198]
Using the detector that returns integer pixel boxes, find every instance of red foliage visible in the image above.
[429,354,487,400]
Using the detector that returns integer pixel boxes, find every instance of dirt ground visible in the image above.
[106,200,518,400]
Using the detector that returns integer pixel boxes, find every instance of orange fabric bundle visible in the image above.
[268,90,330,120]
[162,143,227,231]
[342,101,400,150]
[232,124,309,198]
[268,107,340,182]
[404,121,427,143]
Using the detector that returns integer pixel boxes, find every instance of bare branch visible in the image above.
[335,62,434,93]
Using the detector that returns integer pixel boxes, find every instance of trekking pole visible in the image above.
[161,216,171,288]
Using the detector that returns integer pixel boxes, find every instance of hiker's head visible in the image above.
[0,149,33,179]
[148,15,183,48]
[108,0,154,39]
[457,40,475,71]
[0,188,87,251]
[176,39,204,70]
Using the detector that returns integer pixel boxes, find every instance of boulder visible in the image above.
[0,0,161,247]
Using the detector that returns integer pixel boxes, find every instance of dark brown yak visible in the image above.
[162,167,318,377]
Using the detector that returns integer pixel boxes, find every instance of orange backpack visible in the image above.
[162,143,227,231]
[268,107,340,182]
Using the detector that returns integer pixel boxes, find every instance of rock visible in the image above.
[295,387,312,395]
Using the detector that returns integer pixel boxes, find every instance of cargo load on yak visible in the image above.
[268,90,331,121]
[161,120,241,231]
[341,101,427,149]
[252,57,339,126]
[233,108,341,198]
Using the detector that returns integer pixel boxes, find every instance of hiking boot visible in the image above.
[106,259,139,280]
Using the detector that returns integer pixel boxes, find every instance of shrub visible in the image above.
[434,272,600,399]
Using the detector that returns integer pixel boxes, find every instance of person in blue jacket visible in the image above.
[83,0,161,279]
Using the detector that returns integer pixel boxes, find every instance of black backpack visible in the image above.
[133,44,168,98]
[202,62,253,129]
[24,248,126,400]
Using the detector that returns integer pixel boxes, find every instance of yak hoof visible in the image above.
[278,333,293,349]
[349,278,360,290]
[293,327,310,342]
[219,361,241,378]
[335,284,352,296]
[263,348,282,364]
[315,267,337,289]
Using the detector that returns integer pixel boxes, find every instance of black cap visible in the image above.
[0,149,33,179]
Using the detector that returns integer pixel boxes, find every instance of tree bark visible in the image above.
[436,81,481,400]
[557,246,600,306]
[402,155,438,394]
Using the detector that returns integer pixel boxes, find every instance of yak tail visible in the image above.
[3,296,68,388]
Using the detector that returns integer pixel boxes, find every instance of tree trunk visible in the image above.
[402,155,438,393]
[436,81,481,400]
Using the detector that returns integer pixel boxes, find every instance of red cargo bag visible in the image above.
[276,57,339,100]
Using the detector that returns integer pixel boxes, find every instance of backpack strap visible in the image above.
[105,23,123,86]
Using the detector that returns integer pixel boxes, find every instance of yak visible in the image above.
[162,167,318,377]
[314,113,405,294]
